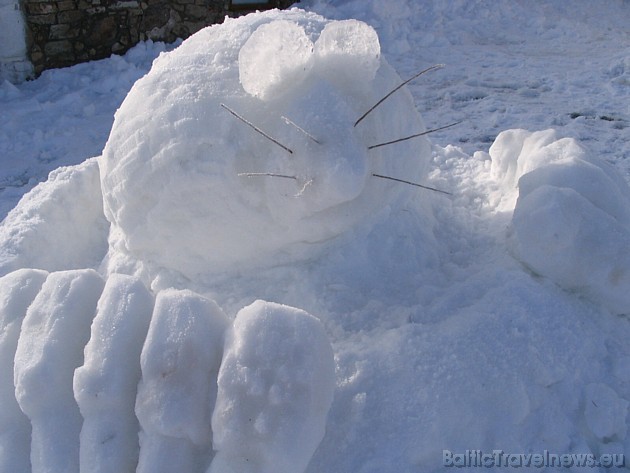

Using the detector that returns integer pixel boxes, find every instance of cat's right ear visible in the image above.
[313,20,381,90]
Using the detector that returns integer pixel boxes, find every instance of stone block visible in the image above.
[52,23,80,38]
[44,39,73,55]
[184,3,210,20]
[26,2,58,14]
[31,29,47,42]
[49,23,69,38]
[171,22,189,38]
[30,50,44,62]
[110,0,139,9]
[183,20,207,35]
[140,4,169,30]
[85,15,118,45]
[57,9,83,22]
[111,41,126,52]
[27,13,57,24]
[128,8,142,17]
[56,0,76,11]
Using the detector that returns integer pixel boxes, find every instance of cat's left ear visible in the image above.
[238,20,315,101]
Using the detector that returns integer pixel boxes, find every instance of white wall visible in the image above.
[0,0,33,83]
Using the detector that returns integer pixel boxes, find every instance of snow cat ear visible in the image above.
[238,20,314,100]
[313,19,381,88]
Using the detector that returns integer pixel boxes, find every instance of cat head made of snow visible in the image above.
[100,9,432,280]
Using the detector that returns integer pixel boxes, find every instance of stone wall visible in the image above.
[21,0,297,75]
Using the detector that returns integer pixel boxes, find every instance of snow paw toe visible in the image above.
[209,300,335,473]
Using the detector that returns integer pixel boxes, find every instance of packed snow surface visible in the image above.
[0,1,629,473]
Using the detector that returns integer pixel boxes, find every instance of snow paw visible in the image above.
[209,300,335,473]
[74,274,153,473]
[1,270,335,473]
[0,269,48,473]
[135,288,229,473]
[489,129,630,315]
[14,269,105,473]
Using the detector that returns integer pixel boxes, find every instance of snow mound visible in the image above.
[100,9,432,281]
[490,129,630,314]
[0,159,108,277]
[210,300,335,473]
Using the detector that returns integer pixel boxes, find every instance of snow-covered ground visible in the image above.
[1,1,630,472]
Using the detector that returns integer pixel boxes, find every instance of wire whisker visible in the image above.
[354,64,445,128]
[372,173,452,196]
[294,179,313,197]
[221,103,293,154]
[238,172,298,180]
[238,173,313,198]
[368,121,462,150]
[281,116,321,144]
